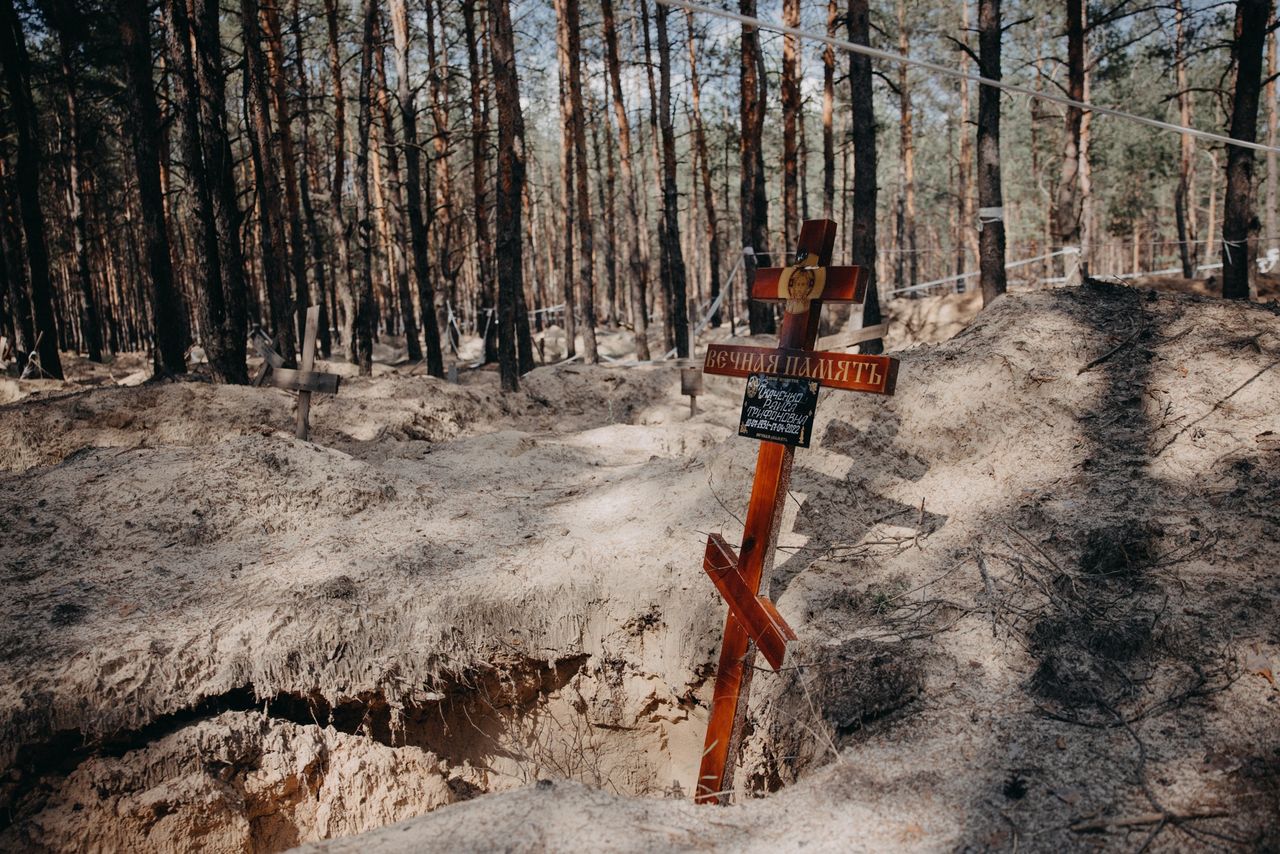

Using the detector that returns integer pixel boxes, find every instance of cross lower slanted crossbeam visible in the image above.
[694,219,900,806]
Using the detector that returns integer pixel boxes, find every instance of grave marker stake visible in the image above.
[253,307,340,440]
[296,306,319,439]
[694,219,900,805]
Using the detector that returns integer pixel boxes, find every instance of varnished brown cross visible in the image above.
[695,219,899,805]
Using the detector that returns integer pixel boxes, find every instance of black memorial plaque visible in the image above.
[738,373,820,448]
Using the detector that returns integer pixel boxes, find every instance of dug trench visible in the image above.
[0,635,918,851]
[0,347,925,852]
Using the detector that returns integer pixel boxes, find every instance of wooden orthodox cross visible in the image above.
[695,219,899,805]
[252,306,340,440]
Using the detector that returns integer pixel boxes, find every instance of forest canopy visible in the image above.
[0,0,1273,388]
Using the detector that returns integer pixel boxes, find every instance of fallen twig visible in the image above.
[1077,325,1147,375]
[1070,811,1228,832]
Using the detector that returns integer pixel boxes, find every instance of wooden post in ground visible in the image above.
[296,305,320,439]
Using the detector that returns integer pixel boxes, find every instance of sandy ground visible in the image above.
[1,283,1278,852]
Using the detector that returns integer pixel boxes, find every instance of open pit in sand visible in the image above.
[2,283,1278,852]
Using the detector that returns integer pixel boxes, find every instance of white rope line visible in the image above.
[660,0,1280,155]
[890,246,1080,295]
[661,249,746,360]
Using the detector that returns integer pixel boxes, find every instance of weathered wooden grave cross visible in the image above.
[695,219,900,804]
[252,305,340,440]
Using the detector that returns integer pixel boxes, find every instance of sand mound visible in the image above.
[2,284,1278,852]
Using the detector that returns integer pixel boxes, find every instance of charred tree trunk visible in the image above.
[591,87,620,328]
[461,0,497,365]
[162,0,248,382]
[1173,0,1199,278]
[372,13,421,363]
[1222,0,1268,300]
[242,0,296,364]
[391,0,444,376]
[1053,0,1085,279]
[957,0,977,281]
[323,0,357,363]
[601,0,650,359]
[563,0,597,361]
[782,0,801,250]
[638,0,673,352]
[0,157,36,359]
[848,0,882,351]
[741,0,773,335]
[822,0,836,219]
[289,0,332,358]
[261,0,312,363]
[51,3,104,363]
[353,0,378,374]
[687,9,722,328]
[425,0,460,352]
[119,0,187,375]
[0,0,63,378]
[553,0,578,358]
[656,2,688,357]
[490,0,527,390]
[896,0,917,292]
[977,0,1007,305]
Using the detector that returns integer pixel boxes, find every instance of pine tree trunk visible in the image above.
[822,0,836,219]
[0,0,64,378]
[1222,0,1268,300]
[591,87,620,328]
[353,0,378,374]
[461,0,497,365]
[425,0,459,351]
[687,9,722,328]
[563,0,598,361]
[371,15,421,363]
[957,0,977,281]
[0,158,36,358]
[119,0,187,375]
[288,0,332,358]
[781,0,801,249]
[261,0,313,363]
[489,0,526,390]
[656,2,688,358]
[977,0,1008,305]
[1053,0,1085,280]
[391,0,444,376]
[1173,0,1199,278]
[637,0,674,353]
[323,0,357,363]
[601,0,650,359]
[848,0,882,351]
[1264,29,1277,256]
[741,0,774,335]
[897,0,918,291]
[553,0,578,358]
[162,0,248,383]
[52,4,104,363]
[242,0,296,364]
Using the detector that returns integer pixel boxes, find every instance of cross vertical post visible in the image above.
[296,306,320,440]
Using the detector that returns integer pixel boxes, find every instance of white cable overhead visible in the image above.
[659,0,1280,155]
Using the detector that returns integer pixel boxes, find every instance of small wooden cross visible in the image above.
[253,306,340,441]
[694,219,899,805]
